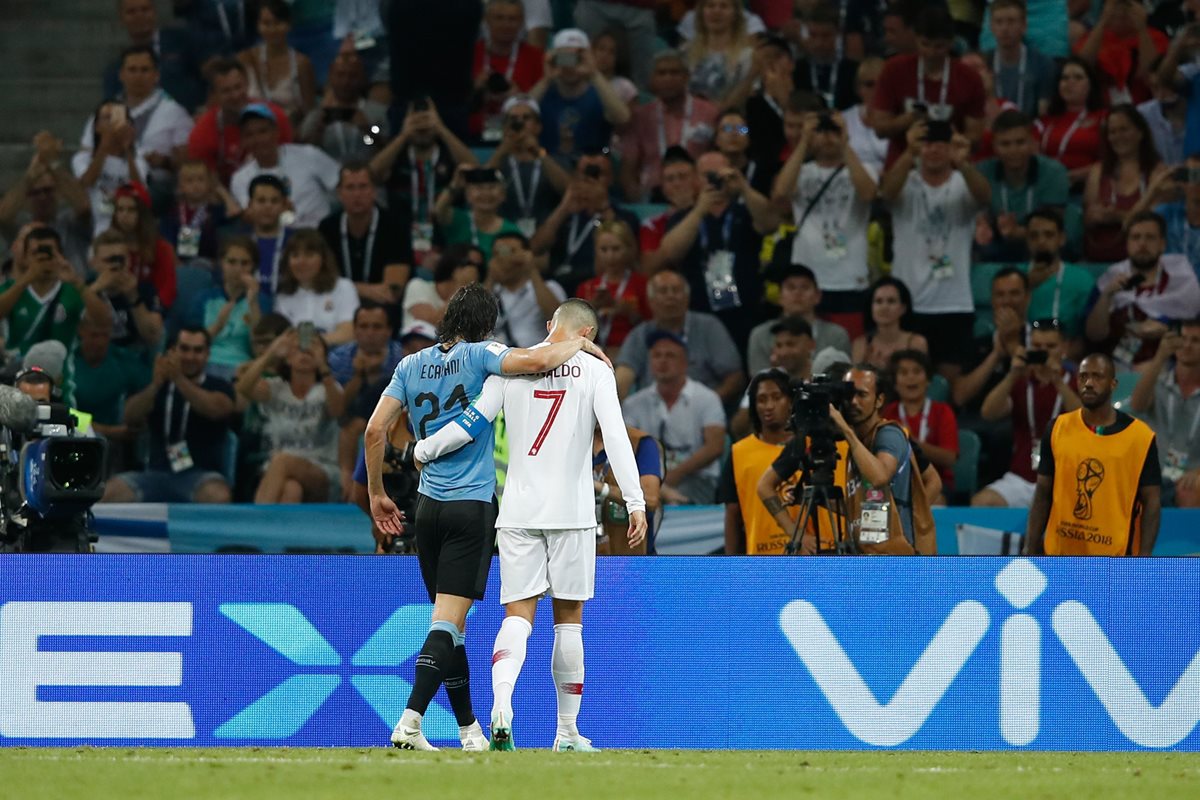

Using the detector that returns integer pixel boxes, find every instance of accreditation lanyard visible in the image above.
[899,397,931,442]
[266,230,285,292]
[1166,371,1200,442]
[409,147,439,223]
[595,270,632,348]
[993,45,1027,111]
[999,182,1034,218]
[178,202,208,231]
[916,58,950,110]
[698,208,734,252]
[810,62,840,110]
[657,95,694,155]
[1027,375,1066,443]
[1045,110,1088,158]
[215,0,245,46]
[484,32,520,82]
[163,383,192,444]
[762,91,783,119]
[566,214,600,261]
[507,156,542,219]
[341,207,379,283]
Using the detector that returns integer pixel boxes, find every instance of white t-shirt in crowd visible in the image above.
[622,378,726,482]
[230,143,340,228]
[81,90,193,165]
[274,277,360,333]
[844,104,889,176]
[401,278,444,330]
[70,150,152,238]
[430,347,646,530]
[260,376,339,471]
[493,279,566,348]
[890,170,982,315]
[789,161,876,292]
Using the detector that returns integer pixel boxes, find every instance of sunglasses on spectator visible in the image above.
[1031,318,1062,331]
[720,124,749,135]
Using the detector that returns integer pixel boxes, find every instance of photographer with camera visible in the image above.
[483,96,572,236]
[973,319,1080,508]
[530,29,631,159]
[828,364,937,554]
[471,0,545,142]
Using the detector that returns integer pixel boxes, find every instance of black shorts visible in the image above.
[413,495,497,602]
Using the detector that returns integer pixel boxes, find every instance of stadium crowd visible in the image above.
[2,0,1200,553]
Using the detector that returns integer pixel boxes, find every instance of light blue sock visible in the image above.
[431,619,464,648]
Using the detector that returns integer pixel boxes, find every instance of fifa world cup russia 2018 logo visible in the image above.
[1074,458,1105,520]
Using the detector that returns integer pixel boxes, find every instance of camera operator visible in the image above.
[827,363,937,554]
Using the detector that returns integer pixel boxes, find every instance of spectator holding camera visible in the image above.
[485,231,566,348]
[72,101,150,239]
[656,151,776,350]
[434,165,524,262]
[1020,209,1096,340]
[0,131,92,278]
[881,120,991,376]
[720,369,797,555]
[483,96,573,236]
[230,104,340,228]
[883,349,958,504]
[187,59,295,187]
[531,150,641,294]
[472,0,545,141]
[201,236,262,381]
[772,109,876,337]
[1038,56,1108,189]
[640,147,699,270]
[530,28,631,159]
[0,226,111,402]
[1137,154,1200,266]
[318,161,414,306]
[619,50,717,204]
[869,7,985,168]
[87,229,163,354]
[101,326,236,504]
[1129,319,1200,506]
[575,220,650,354]
[400,244,484,329]
[1075,0,1168,107]
[107,181,177,310]
[273,230,359,346]
[973,318,1079,508]
[237,328,346,504]
[830,363,937,554]
[1082,104,1168,263]
[300,51,390,162]
[1086,211,1200,368]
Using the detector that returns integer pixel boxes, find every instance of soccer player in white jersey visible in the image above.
[416,299,648,752]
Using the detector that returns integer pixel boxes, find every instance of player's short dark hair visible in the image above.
[119,44,158,69]
[747,368,793,435]
[1126,210,1167,239]
[888,348,933,381]
[1027,206,1065,232]
[991,109,1033,136]
[439,283,499,344]
[993,266,1030,290]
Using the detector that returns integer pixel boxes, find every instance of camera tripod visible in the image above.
[785,478,858,556]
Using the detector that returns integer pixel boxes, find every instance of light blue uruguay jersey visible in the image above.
[383,339,510,502]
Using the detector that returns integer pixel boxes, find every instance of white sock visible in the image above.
[491,616,532,721]
[399,708,422,730]
[552,623,584,738]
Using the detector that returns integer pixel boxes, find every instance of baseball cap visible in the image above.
[501,95,540,118]
[114,181,152,210]
[552,28,590,50]
[21,340,68,385]
[645,329,688,351]
[399,321,438,344]
[239,103,277,126]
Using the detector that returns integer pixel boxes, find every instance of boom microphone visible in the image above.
[0,384,39,434]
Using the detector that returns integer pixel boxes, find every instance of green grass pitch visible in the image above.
[2,749,1199,799]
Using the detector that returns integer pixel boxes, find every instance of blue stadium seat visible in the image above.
[627,203,669,222]
[928,373,951,403]
[167,262,216,338]
[222,430,239,486]
[953,429,982,498]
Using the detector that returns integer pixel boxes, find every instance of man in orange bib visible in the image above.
[1024,352,1161,556]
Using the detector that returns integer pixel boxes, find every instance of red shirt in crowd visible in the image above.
[871,54,986,168]
[639,211,672,254]
[187,101,294,186]
[132,238,179,309]
[882,398,959,489]
[1073,27,1168,105]
[470,40,545,138]
[575,270,651,351]
[1037,109,1106,174]
[1008,371,1078,483]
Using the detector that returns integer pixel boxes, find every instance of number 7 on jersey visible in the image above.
[528,389,566,456]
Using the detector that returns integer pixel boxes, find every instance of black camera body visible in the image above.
[789,375,856,487]
[380,440,420,554]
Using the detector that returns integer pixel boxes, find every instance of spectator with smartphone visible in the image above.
[87,229,163,355]
[1136,155,1200,266]
[484,231,566,347]
[640,147,698,272]
[471,0,545,141]
[1019,208,1096,341]
[369,97,479,264]
[483,96,572,236]
[107,181,178,310]
[300,50,390,162]
[972,318,1080,508]
[201,236,263,381]
[272,229,360,345]
[1086,211,1200,368]
[1129,320,1200,506]
[72,101,150,239]
[530,28,631,159]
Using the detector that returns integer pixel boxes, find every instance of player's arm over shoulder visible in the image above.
[412,374,506,463]
[496,336,605,375]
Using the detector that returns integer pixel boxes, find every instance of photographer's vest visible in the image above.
[730,435,798,555]
[844,420,937,555]
[596,426,660,556]
[1044,409,1155,556]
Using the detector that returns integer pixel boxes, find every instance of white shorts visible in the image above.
[497,526,596,605]
[984,471,1037,508]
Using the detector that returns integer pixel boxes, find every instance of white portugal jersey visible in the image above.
[471,348,646,530]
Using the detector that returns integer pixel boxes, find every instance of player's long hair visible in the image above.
[438,282,499,344]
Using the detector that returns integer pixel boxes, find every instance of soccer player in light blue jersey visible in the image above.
[366,282,609,751]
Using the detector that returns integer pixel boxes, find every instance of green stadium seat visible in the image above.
[628,203,669,222]
[953,429,982,498]
[928,373,950,403]
[1112,371,1140,411]
[1078,262,1115,280]
[971,262,1005,308]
